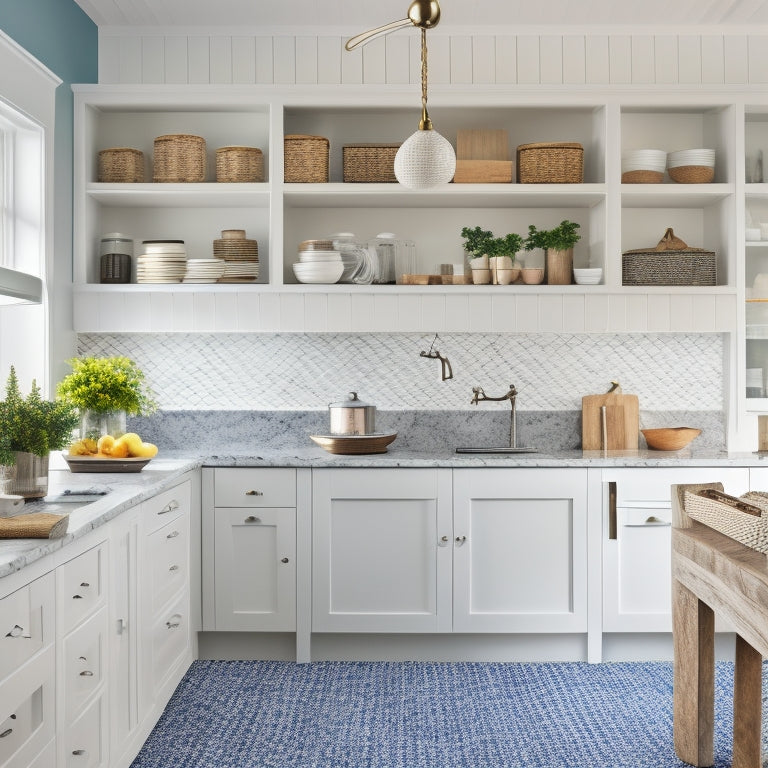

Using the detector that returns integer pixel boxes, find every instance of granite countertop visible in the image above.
[3,445,767,581]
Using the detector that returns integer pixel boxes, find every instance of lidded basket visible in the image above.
[153,134,207,182]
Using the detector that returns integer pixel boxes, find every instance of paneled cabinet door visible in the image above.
[213,507,296,631]
[452,468,588,633]
[312,468,452,633]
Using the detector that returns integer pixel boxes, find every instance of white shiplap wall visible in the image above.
[97,30,768,86]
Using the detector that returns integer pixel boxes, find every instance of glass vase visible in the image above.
[2,451,49,499]
[80,409,127,441]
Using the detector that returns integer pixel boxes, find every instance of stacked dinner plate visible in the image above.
[136,240,187,283]
[293,239,344,284]
[667,148,716,183]
[212,229,259,283]
[621,149,667,183]
[183,258,226,283]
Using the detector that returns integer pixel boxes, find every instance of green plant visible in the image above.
[0,367,79,465]
[56,356,157,416]
[525,220,581,252]
[486,233,523,259]
[460,226,494,258]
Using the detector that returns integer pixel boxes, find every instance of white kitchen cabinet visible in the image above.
[312,468,453,633]
[452,468,589,633]
[203,468,298,632]
[601,467,749,633]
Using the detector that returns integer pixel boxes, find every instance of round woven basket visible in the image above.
[621,169,663,184]
[284,134,329,183]
[98,147,145,183]
[216,146,264,182]
[153,134,207,182]
[668,165,714,184]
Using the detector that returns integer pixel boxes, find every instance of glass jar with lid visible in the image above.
[99,232,133,284]
[367,233,416,285]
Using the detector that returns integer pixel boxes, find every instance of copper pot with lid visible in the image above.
[329,392,376,435]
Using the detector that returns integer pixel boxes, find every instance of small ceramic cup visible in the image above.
[495,267,521,285]
[471,268,492,285]
[521,267,545,285]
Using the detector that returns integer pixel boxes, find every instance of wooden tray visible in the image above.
[310,433,397,455]
[63,454,152,473]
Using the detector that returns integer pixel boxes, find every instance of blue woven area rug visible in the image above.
[131,660,759,768]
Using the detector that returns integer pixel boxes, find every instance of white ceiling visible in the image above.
[72,0,768,30]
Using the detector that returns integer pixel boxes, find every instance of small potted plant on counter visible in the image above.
[525,220,581,285]
[460,226,493,284]
[487,232,523,285]
[0,367,79,498]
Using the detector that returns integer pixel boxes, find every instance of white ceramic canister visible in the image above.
[329,392,376,435]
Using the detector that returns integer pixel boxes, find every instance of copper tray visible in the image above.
[63,454,151,473]
[310,433,397,455]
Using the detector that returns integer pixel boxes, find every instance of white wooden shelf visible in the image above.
[620,184,734,208]
[87,183,270,208]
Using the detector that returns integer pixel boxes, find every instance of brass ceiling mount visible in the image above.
[345,0,442,51]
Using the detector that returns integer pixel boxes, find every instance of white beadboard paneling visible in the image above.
[341,44,363,85]
[609,35,632,84]
[363,37,386,84]
[491,294,516,331]
[304,293,327,331]
[654,36,678,84]
[626,295,649,332]
[237,291,261,330]
[123,292,151,332]
[631,35,654,84]
[73,297,90,333]
[187,36,211,84]
[585,35,609,84]
[748,37,768,84]
[516,36,540,84]
[701,35,725,83]
[715,293,737,331]
[150,292,174,331]
[563,294,586,332]
[215,292,239,330]
[193,293,216,330]
[397,294,422,331]
[450,36,473,85]
[426,34,451,85]
[539,36,563,85]
[259,293,281,330]
[279,293,305,331]
[373,294,398,331]
[350,293,374,329]
[209,37,233,83]
[608,295,628,332]
[118,37,143,84]
[691,295,716,332]
[444,294,469,331]
[98,292,125,332]
[670,294,694,332]
[539,295,564,332]
[563,36,586,85]
[495,36,517,84]
[725,35,748,83]
[647,294,671,332]
[468,293,493,332]
[514,294,539,332]
[255,37,275,84]
[472,36,495,84]
[296,37,318,84]
[172,292,194,331]
[232,36,256,84]
[385,35,410,85]
[318,37,342,84]
[327,293,351,331]
[164,36,189,84]
[273,37,296,84]
[421,294,446,331]
[678,35,702,84]
[98,35,120,83]
[584,295,610,332]
[141,37,164,84]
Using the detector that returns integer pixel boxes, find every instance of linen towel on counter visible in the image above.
[0,512,69,539]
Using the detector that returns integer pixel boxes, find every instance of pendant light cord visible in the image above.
[419,28,433,131]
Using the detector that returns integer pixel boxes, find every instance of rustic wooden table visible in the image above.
[672,482,767,768]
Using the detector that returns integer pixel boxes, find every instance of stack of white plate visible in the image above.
[221,262,259,282]
[621,149,667,183]
[183,258,226,283]
[293,248,344,284]
[137,240,187,283]
[573,267,603,285]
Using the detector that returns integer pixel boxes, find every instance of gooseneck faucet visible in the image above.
[471,384,518,448]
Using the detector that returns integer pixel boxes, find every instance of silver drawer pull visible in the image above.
[245,515,261,523]
[80,582,90,587]
[245,490,263,496]
[169,564,180,572]
[166,530,180,539]
[79,670,94,677]
[624,516,672,528]
[0,728,12,738]
[281,557,290,564]
[455,535,467,545]
[166,614,182,629]
[5,624,30,638]
[73,594,84,599]
[72,749,86,756]
[159,500,180,515]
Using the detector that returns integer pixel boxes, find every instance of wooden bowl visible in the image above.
[641,427,701,451]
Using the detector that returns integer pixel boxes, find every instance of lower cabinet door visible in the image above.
[145,592,191,701]
[63,607,108,724]
[213,507,296,631]
[64,693,106,768]
[452,468,589,633]
[312,468,452,633]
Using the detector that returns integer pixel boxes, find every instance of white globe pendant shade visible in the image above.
[394,128,456,189]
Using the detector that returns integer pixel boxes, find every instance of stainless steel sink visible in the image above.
[455,447,537,454]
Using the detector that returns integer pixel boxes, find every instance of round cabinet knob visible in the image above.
[455,535,467,545]
[72,749,86,755]
[281,557,290,564]
[441,535,449,542]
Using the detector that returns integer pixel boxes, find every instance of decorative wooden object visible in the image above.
[454,129,514,184]
[581,383,639,450]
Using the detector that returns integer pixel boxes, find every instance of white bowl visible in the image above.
[293,262,343,284]
[298,251,342,263]
[574,268,603,285]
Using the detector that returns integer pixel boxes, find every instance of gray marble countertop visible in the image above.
[3,446,767,581]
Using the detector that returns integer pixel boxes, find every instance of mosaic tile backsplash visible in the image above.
[78,332,723,413]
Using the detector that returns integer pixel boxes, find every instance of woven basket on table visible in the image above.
[216,146,264,182]
[684,489,768,554]
[343,144,400,183]
[517,142,583,183]
[153,134,207,182]
[97,147,145,183]
[284,134,329,183]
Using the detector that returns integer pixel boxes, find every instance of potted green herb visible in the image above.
[56,356,157,440]
[524,220,581,285]
[0,367,79,498]
[486,233,524,284]
[460,226,494,283]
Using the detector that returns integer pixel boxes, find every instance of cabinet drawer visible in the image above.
[0,645,55,768]
[62,607,107,724]
[57,545,106,637]
[149,594,190,692]
[148,516,189,614]
[0,573,54,683]
[64,693,105,768]
[215,468,295,508]
[144,481,190,535]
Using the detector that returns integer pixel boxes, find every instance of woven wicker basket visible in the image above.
[98,147,145,183]
[685,489,768,554]
[517,142,583,183]
[0,512,69,539]
[621,170,663,184]
[153,134,207,182]
[343,144,400,183]
[284,134,329,183]
[216,146,264,183]
[668,165,715,184]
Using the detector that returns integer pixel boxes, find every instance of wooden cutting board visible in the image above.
[582,387,639,450]
[456,129,510,161]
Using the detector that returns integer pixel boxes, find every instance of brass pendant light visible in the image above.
[346,0,456,189]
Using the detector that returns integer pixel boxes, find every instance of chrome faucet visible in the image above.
[471,384,518,448]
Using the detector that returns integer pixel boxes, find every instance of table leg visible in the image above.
[673,578,715,767]
[733,634,762,768]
